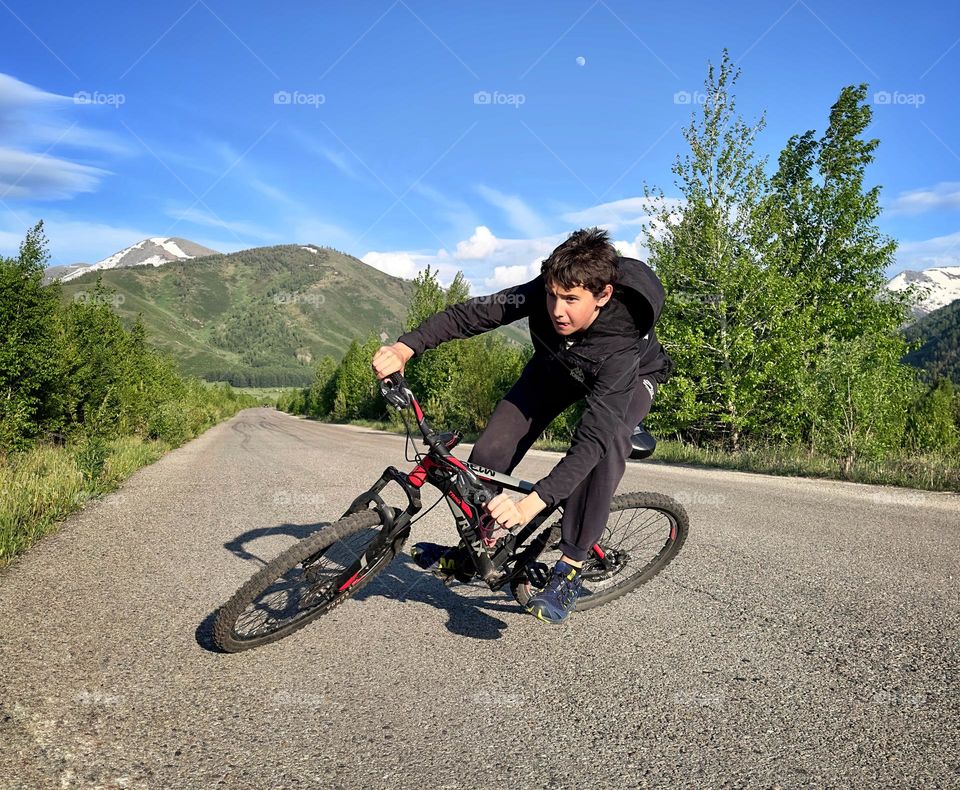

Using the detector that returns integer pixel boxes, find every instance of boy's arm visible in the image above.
[396,275,540,357]
[531,351,639,509]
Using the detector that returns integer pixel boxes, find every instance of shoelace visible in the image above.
[546,571,581,607]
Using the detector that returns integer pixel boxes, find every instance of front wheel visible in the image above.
[511,491,688,611]
[213,508,406,653]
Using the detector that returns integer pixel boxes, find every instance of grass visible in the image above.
[0,435,168,566]
[0,392,257,567]
[303,415,960,493]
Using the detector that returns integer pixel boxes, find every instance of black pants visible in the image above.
[467,355,657,562]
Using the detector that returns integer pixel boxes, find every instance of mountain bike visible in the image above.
[213,373,688,652]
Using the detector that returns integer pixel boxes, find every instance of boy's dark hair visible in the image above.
[540,227,620,297]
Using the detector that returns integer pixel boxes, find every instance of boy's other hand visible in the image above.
[485,491,547,529]
[372,342,414,380]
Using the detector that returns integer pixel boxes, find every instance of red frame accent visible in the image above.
[338,569,361,591]
[446,491,474,519]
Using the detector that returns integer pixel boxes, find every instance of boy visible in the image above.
[371,227,670,623]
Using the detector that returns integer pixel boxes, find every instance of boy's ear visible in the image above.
[597,283,614,307]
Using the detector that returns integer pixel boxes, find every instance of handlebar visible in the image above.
[378,372,491,507]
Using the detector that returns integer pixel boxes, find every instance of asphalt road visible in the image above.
[2,407,958,789]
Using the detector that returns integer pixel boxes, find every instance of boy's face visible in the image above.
[545,280,613,335]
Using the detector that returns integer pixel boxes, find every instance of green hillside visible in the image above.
[903,299,960,384]
[56,244,530,386]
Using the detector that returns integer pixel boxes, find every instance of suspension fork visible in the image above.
[301,467,422,569]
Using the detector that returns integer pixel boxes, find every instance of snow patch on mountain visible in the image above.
[60,237,219,282]
[887,265,960,317]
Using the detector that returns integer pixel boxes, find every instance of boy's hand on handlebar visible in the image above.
[485,491,546,529]
[372,342,414,380]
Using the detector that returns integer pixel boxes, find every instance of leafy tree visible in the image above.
[906,379,959,454]
[0,222,66,449]
[403,266,474,424]
[331,336,382,420]
[803,335,915,474]
[643,50,795,449]
[306,355,338,417]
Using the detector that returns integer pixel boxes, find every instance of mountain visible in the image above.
[887,265,960,318]
[54,243,530,387]
[46,237,219,285]
[903,298,960,384]
[43,262,92,283]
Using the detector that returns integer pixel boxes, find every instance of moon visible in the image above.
[576,56,586,67]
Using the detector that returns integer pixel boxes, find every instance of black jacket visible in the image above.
[396,256,671,508]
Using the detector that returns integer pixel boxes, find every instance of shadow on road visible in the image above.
[197,527,523,652]
[223,522,330,565]
[353,554,520,640]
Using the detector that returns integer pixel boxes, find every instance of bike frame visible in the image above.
[332,373,613,591]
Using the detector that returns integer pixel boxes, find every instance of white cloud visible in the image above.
[0,72,69,113]
[475,185,549,237]
[484,258,542,290]
[894,230,960,272]
[561,195,684,232]
[320,147,358,180]
[363,225,564,293]
[0,73,134,200]
[164,205,282,241]
[611,236,644,259]
[0,147,109,200]
[359,195,684,294]
[454,225,498,259]
[362,248,467,287]
[888,182,960,216]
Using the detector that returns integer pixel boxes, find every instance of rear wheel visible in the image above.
[213,509,406,653]
[511,491,688,611]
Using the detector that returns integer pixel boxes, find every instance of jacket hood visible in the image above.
[612,256,665,336]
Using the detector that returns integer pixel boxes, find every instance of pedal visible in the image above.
[524,561,551,589]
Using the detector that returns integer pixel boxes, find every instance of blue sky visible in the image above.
[2,0,959,290]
